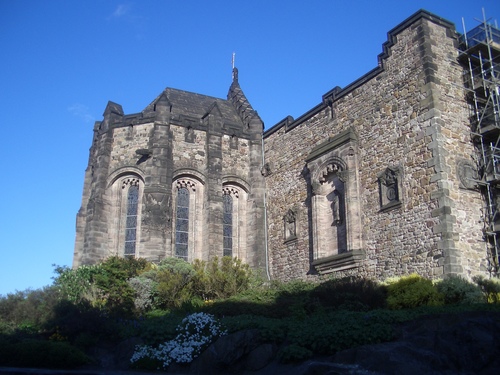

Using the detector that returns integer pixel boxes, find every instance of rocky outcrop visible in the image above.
[194,311,500,375]
[183,329,277,375]
[329,311,500,375]
[78,311,500,374]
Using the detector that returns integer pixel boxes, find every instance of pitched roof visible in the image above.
[142,87,244,125]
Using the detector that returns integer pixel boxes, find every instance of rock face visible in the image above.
[329,311,500,375]
[82,311,500,374]
[184,311,500,375]
[186,329,277,375]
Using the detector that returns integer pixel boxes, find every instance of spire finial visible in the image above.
[231,53,238,82]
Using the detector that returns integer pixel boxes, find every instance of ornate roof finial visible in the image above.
[231,52,238,82]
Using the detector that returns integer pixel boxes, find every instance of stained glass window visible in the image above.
[223,193,233,257]
[175,187,190,260]
[124,185,139,256]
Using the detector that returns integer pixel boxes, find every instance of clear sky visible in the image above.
[1,1,499,296]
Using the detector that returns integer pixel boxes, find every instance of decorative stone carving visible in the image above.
[457,159,479,190]
[142,192,169,234]
[284,209,297,241]
[185,126,195,143]
[122,178,140,189]
[230,134,238,149]
[378,166,402,211]
[261,162,271,177]
[223,186,239,198]
[176,179,196,191]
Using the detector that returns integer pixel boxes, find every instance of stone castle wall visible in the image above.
[263,13,485,281]
[75,10,490,282]
[74,86,267,270]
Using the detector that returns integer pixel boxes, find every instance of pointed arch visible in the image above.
[172,174,205,261]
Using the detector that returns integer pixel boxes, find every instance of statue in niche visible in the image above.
[313,170,347,257]
[328,190,342,226]
[284,209,296,240]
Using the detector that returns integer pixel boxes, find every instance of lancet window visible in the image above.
[223,193,233,257]
[175,187,190,260]
[173,177,202,262]
[124,184,139,256]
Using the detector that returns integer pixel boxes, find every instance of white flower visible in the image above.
[130,312,227,369]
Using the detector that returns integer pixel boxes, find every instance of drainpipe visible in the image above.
[262,133,271,280]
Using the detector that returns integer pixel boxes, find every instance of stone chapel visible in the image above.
[74,10,500,281]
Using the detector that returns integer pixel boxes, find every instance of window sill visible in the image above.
[312,249,365,275]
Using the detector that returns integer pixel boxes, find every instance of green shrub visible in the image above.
[310,277,386,311]
[154,257,196,309]
[53,264,102,304]
[92,256,150,316]
[473,275,500,303]
[386,274,443,309]
[436,275,484,305]
[0,338,89,368]
[0,286,60,331]
[286,311,394,355]
[44,299,115,344]
[192,257,252,300]
[221,314,287,342]
[128,276,157,312]
[54,256,150,317]
[138,312,183,345]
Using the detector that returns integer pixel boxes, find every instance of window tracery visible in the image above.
[117,176,142,257]
[221,183,248,261]
[223,193,233,257]
[175,187,190,260]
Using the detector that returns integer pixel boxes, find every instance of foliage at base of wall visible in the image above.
[2,257,500,369]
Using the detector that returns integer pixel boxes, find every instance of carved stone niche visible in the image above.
[378,166,403,211]
[306,128,364,274]
[284,208,297,242]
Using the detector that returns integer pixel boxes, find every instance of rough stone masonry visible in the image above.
[74,10,494,282]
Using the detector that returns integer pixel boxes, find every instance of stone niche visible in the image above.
[378,166,403,211]
[306,128,364,274]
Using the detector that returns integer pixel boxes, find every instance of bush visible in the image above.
[386,274,443,309]
[44,299,114,344]
[92,256,150,316]
[310,277,386,311]
[473,275,500,303]
[436,275,484,305]
[128,276,157,312]
[0,338,89,368]
[53,264,102,304]
[285,310,394,357]
[154,258,196,309]
[0,286,60,330]
[192,257,253,300]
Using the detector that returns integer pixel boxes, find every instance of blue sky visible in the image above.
[1,1,499,296]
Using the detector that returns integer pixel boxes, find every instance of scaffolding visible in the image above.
[458,10,500,276]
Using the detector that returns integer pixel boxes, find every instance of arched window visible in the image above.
[223,193,233,257]
[175,187,190,260]
[172,175,204,262]
[124,182,140,256]
[221,184,248,261]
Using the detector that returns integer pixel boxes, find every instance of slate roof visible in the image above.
[140,68,262,128]
[142,87,245,126]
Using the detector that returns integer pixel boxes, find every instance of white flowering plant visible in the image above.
[130,312,226,370]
